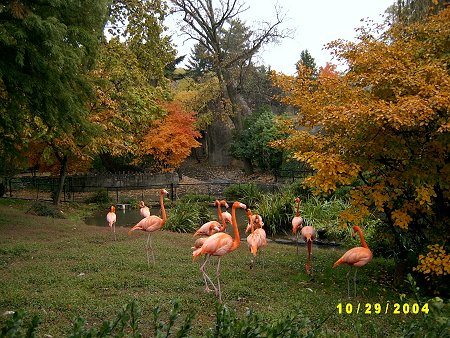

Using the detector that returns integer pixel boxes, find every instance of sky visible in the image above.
[167,0,395,75]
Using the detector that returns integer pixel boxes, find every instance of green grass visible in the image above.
[0,199,437,337]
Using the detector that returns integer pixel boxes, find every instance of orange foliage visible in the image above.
[140,102,201,171]
[271,8,450,233]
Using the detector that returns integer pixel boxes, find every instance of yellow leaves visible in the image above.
[415,185,436,207]
[391,209,412,230]
[298,152,360,194]
[413,244,450,280]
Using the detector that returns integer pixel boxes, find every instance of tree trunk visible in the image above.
[206,118,233,166]
[53,154,68,206]
[242,157,254,175]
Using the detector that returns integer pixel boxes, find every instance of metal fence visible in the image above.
[1,176,297,204]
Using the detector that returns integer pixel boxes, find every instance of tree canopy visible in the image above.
[271,7,450,279]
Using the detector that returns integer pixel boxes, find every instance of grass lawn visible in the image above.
[0,199,434,337]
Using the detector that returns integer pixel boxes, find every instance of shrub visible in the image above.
[84,189,111,204]
[27,201,65,218]
[223,183,263,207]
[165,197,212,233]
[255,191,293,235]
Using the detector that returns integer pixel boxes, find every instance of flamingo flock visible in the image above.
[105,191,373,301]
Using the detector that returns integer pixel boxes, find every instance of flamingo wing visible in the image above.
[292,216,303,233]
[193,232,233,259]
[194,221,221,237]
[301,225,315,242]
[129,215,163,233]
[333,247,373,268]
[106,212,116,227]
[140,206,150,218]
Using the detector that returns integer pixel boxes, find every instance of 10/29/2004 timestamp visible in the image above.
[336,302,429,315]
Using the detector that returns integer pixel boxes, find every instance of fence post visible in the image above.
[116,188,119,202]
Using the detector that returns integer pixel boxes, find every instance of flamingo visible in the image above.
[292,197,304,255]
[128,189,169,266]
[245,209,267,268]
[192,199,227,292]
[106,205,117,240]
[245,213,264,233]
[139,200,151,218]
[292,197,315,274]
[193,200,228,237]
[219,200,232,226]
[333,225,373,297]
[192,201,246,303]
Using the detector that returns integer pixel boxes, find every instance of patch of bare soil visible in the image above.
[178,158,276,184]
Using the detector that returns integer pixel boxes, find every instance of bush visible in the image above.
[84,189,111,204]
[27,201,65,219]
[256,191,294,235]
[223,183,263,208]
[165,197,212,233]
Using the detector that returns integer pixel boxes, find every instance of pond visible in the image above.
[84,205,341,248]
[85,205,255,240]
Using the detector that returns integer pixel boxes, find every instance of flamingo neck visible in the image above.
[355,228,369,249]
[296,200,300,217]
[230,202,241,251]
[216,200,226,230]
[247,211,254,234]
[160,191,167,225]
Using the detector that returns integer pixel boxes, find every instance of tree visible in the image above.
[230,107,284,174]
[107,0,176,85]
[295,50,318,78]
[271,8,450,285]
[0,0,109,204]
[139,102,201,171]
[170,0,291,165]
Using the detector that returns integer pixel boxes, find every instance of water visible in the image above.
[85,205,252,238]
[84,205,340,247]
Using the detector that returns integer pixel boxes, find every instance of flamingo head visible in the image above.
[139,201,145,208]
[161,189,169,196]
[220,200,229,209]
[233,201,246,210]
[110,205,116,212]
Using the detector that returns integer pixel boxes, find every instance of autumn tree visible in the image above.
[170,0,290,165]
[139,102,201,171]
[0,0,109,204]
[271,7,450,288]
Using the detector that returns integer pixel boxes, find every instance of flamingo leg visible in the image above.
[145,234,155,266]
[353,268,358,297]
[216,257,222,303]
[296,233,299,255]
[346,266,353,298]
[306,240,312,275]
[200,255,218,294]
[113,224,116,241]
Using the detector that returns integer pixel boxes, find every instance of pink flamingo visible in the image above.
[193,200,228,237]
[292,197,304,255]
[245,213,264,233]
[139,200,151,218]
[219,200,232,226]
[106,205,117,240]
[192,199,227,291]
[192,201,246,303]
[292,197,316,274]
[128,189,169,266]
[333,225,373,297]
[245,209,267,268]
